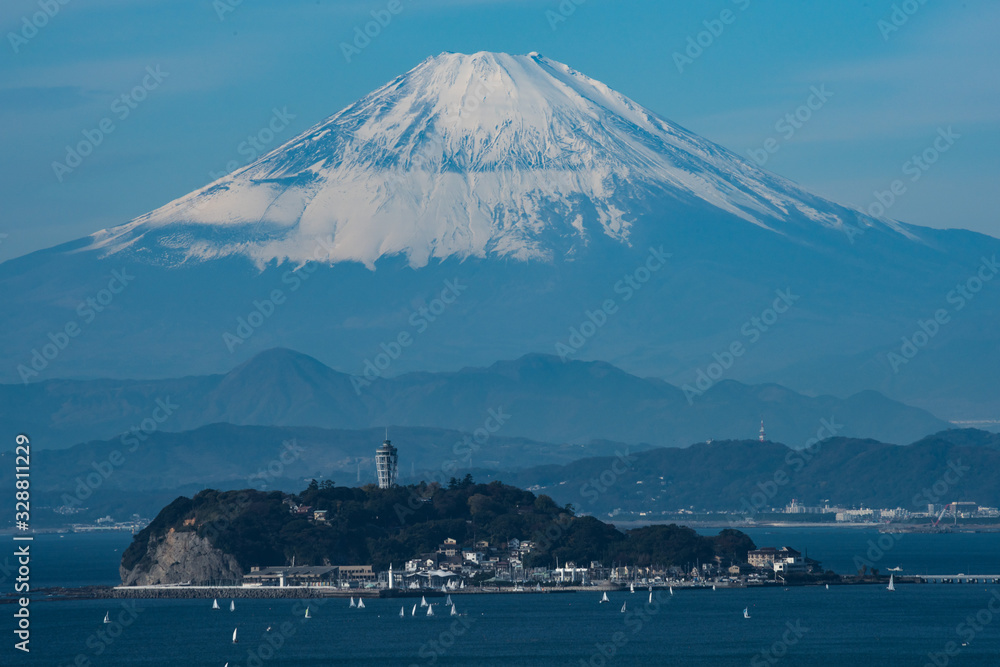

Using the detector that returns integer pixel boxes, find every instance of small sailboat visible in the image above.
[420,596,428,607]
[400,606,405,618]
[411,603,417,616]
[459,580,465,589]
[212,598,220,610]
[442,584,448,593]
[535,583,542,592]
[712,585,717,591]
[426,604,434,616]
[103,612,110,624]
[630,583,635,594]
[743,607,751,619]
[825,584,829,590]
[446,594,453,606]
[304,607,311,619]
[357,598,365,609]
[669,586,674,596]
[887,574,895,592]
[229,600,235,612]
[648,591,653,604]
[600,591,610,604]
[450,604,457,616]
[232,628,238,644]
[620,602,627,613]
[349,597,356,608]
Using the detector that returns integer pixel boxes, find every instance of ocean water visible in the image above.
[10,530,1000,666]
[22,586,1000,666]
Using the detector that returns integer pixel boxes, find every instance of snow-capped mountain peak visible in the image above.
[87,51,883,268]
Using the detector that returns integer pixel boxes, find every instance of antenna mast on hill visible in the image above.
[759,419,766,442]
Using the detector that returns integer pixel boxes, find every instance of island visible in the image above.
[120,477,757,591]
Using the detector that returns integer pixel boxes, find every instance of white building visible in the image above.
[554,561,588,583]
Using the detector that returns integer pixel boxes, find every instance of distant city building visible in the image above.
[785,499,840,514]
[375,436,398,489]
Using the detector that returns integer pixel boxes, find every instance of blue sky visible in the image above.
[1,0,997,261]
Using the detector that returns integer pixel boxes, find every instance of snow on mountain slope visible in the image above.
[85,51,903,268]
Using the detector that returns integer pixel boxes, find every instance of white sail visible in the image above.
[446,594,452,606]
[350,597,356,608]
[669,586,674,595]
[420,596,428,607]
[103,612,110,624]
[630,583,635,593]
[460,581,465,589]
[825,584,829,590]
[712,585,716,591]
[212,599,219,610]
[229,600,235,612]
[600,591,609,603]
[535,583,542,592]
[400,606,405,618]
[232,628,238,643]
[744,607,751,619]
[621,602,627,613]
[442,584,448,593]
[450,604,457,616]
[304,607,310,619]
[427,604,434,616]
[358,598,366,609]
[648,591,653,604]
[887,574,895,591]
[411,603,417,616]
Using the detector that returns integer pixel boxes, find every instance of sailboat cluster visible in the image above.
[398,594,464,618]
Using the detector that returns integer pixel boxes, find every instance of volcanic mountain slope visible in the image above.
[2,52,998,419]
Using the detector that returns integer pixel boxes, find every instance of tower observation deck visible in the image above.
[375,437,398,489]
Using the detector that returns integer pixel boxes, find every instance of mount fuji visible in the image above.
[3,52,999,420]
[86,52,887,268]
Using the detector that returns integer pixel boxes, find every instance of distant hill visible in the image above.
[0,348,949,450]
[121,480,756,585]
[0,423,638,526]
[475,429,1000,515]
[6,423,996,529]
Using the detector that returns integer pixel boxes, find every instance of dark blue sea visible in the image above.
[7,529,1000,666]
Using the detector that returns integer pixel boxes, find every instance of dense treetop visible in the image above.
[123,477,755,574]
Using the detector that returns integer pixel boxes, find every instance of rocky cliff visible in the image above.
[120,527,244,585]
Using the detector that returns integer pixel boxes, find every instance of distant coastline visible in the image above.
[612,520,1000,532]
[2,577,941,604]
